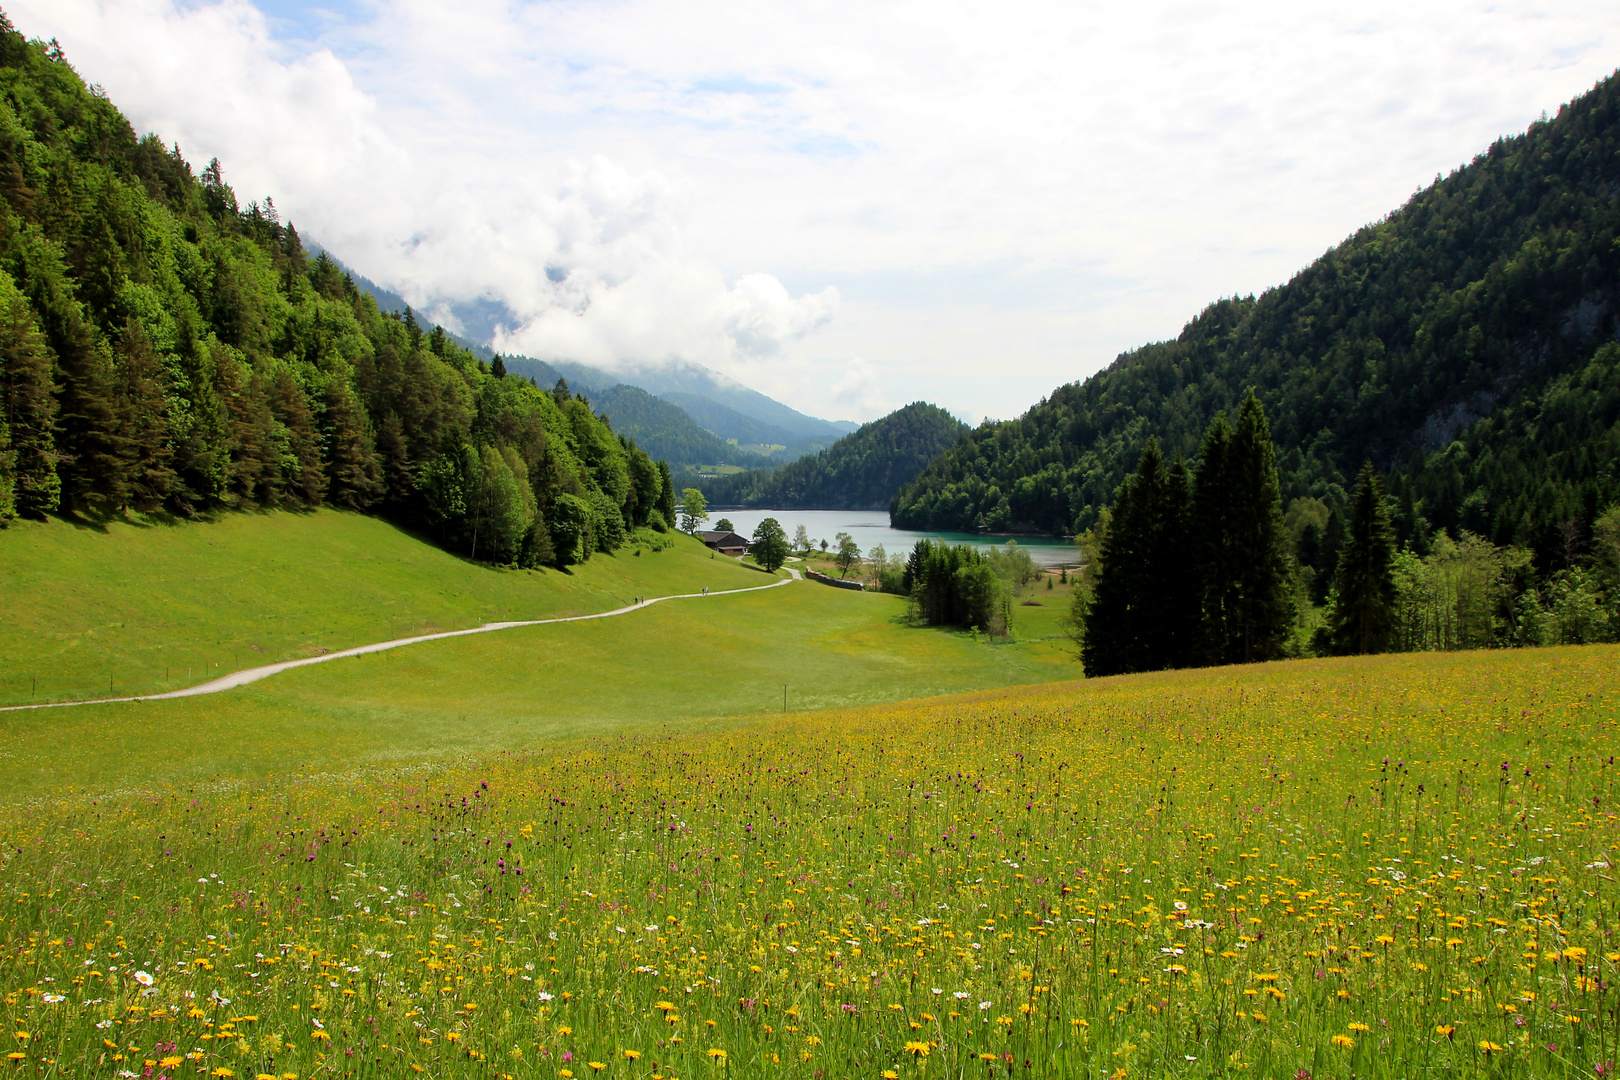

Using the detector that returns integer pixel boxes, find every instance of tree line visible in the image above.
[0,21,678,567]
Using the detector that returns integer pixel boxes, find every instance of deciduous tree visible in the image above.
[750,517,790,572]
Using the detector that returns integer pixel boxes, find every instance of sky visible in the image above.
[15,0,1620,424]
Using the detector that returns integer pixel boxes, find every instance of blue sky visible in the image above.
[19,0,1620,422]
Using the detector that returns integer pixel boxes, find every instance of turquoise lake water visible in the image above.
[699,509,1078,567]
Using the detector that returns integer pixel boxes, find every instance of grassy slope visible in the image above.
[0,510,769,706]
[0,514,1080,796]
[0,637,1614,1077]
[0,583,1077,797]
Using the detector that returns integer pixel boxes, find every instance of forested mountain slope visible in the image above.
[659,391,835,458]
[0,18,672,568]
[894,70,1620,568]
[697,402,968,509]
[592,384,774,469]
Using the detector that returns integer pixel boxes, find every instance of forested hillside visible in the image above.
[659,391,835,458]
[0,19,674,567]
[592,384,774,469]
[696,402,967,509]
[894,70,1620,570]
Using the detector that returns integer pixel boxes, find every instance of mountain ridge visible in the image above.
[694,402,968,510]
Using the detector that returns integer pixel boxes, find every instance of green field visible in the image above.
[3,514,1616,1080]
[0,644,1614,1079]
[0,511,771,707]
[0,514,1077,796]
[0,573,1076,798]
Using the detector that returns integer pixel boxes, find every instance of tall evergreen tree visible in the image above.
[114,317,176,511]
[216,352,278,505]
[0,410,11,521]
[1082,439,1196,675]
[656,459,677,527]
[324,381,382,509]
[374,408,414,509]
[1195,393,1295,664]
[1192,414,1241,663]
[1150,451,1199,668]
[0,271,58,517]
[1330,462,1398,654]
[268,367,325,504]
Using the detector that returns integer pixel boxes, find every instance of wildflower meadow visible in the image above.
[1,645,1616,1079]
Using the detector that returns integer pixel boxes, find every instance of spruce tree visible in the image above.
[216,353,278,505]
[1227,392,1296,662]
[323,381,382,509]
[57,343,131,514]
[1330,461,1398,654]
[1148,451,1198,668]
[656,459,677,526]
[268,367,325,504]
[1082,468,1138,676]
[0,272,58,517]
[374,408,414,508]
[1083,439,1196,675]
[0,410,11,521]
[1194,393,1295,665]
[114,317,177,511]
[1192,414,1240,663]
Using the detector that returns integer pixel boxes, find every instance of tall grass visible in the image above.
[0,646,1614,1078]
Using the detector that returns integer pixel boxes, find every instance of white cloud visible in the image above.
[14,0,1620,420]
[827,357,889,420]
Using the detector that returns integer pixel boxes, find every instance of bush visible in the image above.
[629,526,675,552]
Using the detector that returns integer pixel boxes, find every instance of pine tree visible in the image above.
[1082,465,1139,676]
[57,342,131,514]
[268,367,325,504]
[374,408,414,508]
[0,271,58,517]
[1082,439,1198,675]
[216,351,278,505]
[1331,462,1398,654]
[0,410,11,522]
[1148,451,1198,668]
[1195,393,1295,664]
[323,380,382,509]
[656,459,676,526]
[168,334,229,512]
[114,317,177,511]
[1192,414,1240,663]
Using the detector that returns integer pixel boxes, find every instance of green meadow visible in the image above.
[0,511,772,707]
[0,515,1077,797]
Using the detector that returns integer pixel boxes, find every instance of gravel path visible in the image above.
[1,568,801,713]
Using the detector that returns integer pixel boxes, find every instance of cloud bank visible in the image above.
[16,0,1620,420]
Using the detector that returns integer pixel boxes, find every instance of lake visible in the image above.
[700,509,1079,567]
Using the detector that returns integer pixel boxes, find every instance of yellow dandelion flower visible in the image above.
[1331,1035,1354,1049]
